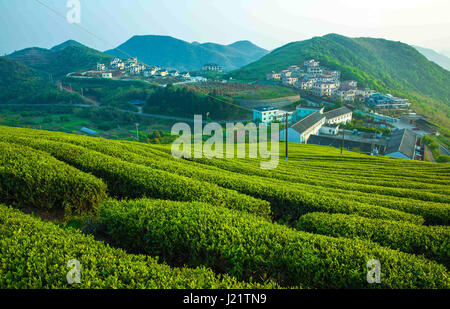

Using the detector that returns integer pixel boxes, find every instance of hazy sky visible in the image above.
[1,0,449,55]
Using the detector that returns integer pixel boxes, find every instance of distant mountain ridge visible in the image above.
[105,35,268,71]
[7,40,113,78]
[413,45,450,71]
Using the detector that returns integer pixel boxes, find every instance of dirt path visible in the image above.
[424,145,436,162]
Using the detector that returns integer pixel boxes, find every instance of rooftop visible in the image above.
[290,112,326,134]
[386,129,417,159]
[324,107,352,119]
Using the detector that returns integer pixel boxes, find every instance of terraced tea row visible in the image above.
[0,204,269,289]
[98,199,450,289]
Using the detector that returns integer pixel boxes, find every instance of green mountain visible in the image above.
[51,39,86,52]
[413,45,450,71]
[0,57,81,104]
[7,40,113,78]
[231,34,450,129]
[105,35,268,71]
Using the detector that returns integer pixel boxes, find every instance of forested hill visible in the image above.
[6,40,113,78]
[0,57,82,104]
[230,34,450,130]
[105,35,268,71]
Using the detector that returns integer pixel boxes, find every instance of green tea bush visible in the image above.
[10,130,422,225]
[99,199,450,289]
[296,212,450,267]
[0,135,271,218]
[0,142,107,214]
[0,204,272,289]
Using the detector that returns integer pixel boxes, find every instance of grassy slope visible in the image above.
[230,34,450,130]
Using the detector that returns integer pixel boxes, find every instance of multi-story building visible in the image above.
[333,88,357,102]
[366,93,411,109]
[341,80,358,88]
[294,78,314,90]
[253,107,295,124]
[97,63,106,71]
[202,63,223,73]
[282,76,298,86]
[266,71,281,81]
[312,81,338,97]
[303,60,322,76]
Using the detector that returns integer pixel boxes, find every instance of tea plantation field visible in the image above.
[0,125,449,289]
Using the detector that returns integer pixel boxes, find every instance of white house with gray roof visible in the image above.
[324,107,353,124]
[280,112,326,143]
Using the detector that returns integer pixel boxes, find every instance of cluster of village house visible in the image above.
[86,58,191,80]
[266,59,411,109]
[253,105,420,160]
[85,58,224,81]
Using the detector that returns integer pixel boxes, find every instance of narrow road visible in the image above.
[439,143,450,156]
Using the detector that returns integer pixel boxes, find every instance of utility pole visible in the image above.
[285,113,289,161]
[81,88,84,97]
[135,123,139,140]
[341,127,345,154]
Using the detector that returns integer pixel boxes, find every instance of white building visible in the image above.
[102,72,112,79]
[253,107,295,124]
[282,76,298,86]
[280,112,326,143]
[323,107,353,124]
[320,124,340,135]
[266,71,281,81]
[203,63,223,72]
[97,63,106,71]
[312,81,339,97]
[180,72,191,79]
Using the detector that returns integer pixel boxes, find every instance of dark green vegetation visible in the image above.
[0,57,82,104]
[7,40,113,78]
[64,77,156,108]
[296,213,450,267]
[143,85,249,120]
[0,125,449,289]
[0,204,268,289]
[230,34,450,130]
[106,35,268,71]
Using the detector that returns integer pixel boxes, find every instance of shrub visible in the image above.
[296,212,450,267]
[0,204,269,289]
[0,142,107,214]
[99,199,449,289]
[14,130,422,225]
[0,135,271,218]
